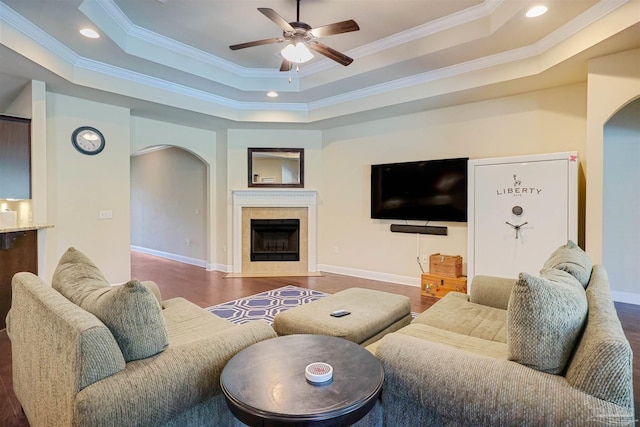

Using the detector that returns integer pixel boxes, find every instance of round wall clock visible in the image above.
[71,126,105,155]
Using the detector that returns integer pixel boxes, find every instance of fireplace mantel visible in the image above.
[232,190,317,274]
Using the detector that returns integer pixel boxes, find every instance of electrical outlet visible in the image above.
[99,210,113,219]
[419,254,430,264]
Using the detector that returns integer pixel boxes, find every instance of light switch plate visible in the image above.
[99,210,113,219]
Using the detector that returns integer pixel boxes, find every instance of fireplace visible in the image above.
[231,190,317,275]
[251,219,300,261]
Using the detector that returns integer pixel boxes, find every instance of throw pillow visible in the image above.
[52,247,110,304]
[81,280,169,361]
[507,270,587,375]
[113,280,164,307]
[541,240,592,288]
[52,247,169,361]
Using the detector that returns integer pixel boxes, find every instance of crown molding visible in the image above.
[352,0,503,58]
[1,0,634,123]
[0,2,78,64]
[75,56,308,112]
[91,0,253,75]
[534,0,628,52]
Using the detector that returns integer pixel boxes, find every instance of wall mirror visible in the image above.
[248,148,304,188]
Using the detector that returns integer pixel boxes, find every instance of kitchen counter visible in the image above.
[0,223,54,233]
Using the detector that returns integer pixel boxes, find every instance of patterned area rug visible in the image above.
[206,285,328,325]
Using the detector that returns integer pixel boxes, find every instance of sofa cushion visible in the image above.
[52,247,169,361]
[542,240,592,288]
[413,292,508,343]
[162,297,236,346]
[507,270,587,375]
[374,322,508,360]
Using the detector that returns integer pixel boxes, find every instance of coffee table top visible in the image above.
[220,334,383,427]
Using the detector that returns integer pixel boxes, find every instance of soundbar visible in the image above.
[390,224,448,235]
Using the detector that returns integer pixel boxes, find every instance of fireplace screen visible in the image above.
[250,219,300,262]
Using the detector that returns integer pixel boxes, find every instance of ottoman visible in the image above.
[272,287,412,346]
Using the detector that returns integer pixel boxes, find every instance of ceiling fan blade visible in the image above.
[280,59,293,72]
[307,42,353,66]
[309,20,360,38]
[258,8,295,32]
[229,38,284,50]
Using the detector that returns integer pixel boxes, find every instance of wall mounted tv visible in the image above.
[371,157,469,222]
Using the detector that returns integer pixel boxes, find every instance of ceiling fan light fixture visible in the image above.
[281,42,314,64]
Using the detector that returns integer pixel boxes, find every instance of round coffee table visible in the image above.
[220,334,383,427]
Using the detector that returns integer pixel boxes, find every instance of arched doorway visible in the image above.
[130,145,209,267]
[602,98,640,302]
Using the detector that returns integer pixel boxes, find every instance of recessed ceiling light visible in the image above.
[267,91,278,98]
[526,5,548,18]
[80,28,100,39]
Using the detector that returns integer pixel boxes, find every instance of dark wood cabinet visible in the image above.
[0,115,31,200]
[0,231,37,329]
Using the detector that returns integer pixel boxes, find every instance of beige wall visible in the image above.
[586,49,640,264]
[130,117,219,269]
[45,93,131,283]
[585,48,640,303]
[215,131,228,271]
[226,129,322,190]
[320,83,587,285]
[224,128,322,269]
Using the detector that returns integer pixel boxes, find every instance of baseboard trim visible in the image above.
[611,290,640,306]
[130,252,640,305]
[209,263,232,273]
[131,246,207,269]
[318,264,420,287]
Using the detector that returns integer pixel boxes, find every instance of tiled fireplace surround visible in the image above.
[232,190,317,275]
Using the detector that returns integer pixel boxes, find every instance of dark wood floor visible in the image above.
[1,251,638,425]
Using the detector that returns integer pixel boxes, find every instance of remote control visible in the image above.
[330,309,351,317]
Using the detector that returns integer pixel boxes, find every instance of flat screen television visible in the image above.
[371,157,468,222]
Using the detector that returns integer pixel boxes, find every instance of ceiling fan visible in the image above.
[229,0,360,71]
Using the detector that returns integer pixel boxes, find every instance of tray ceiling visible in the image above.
[0,0,638,127]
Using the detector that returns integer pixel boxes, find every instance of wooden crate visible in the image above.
[420,274,441,297]
[421,273,467,298]
[429,253,463,278]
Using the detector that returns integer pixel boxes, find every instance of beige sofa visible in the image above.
[370,242,635,426]
[7,248,276,427]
